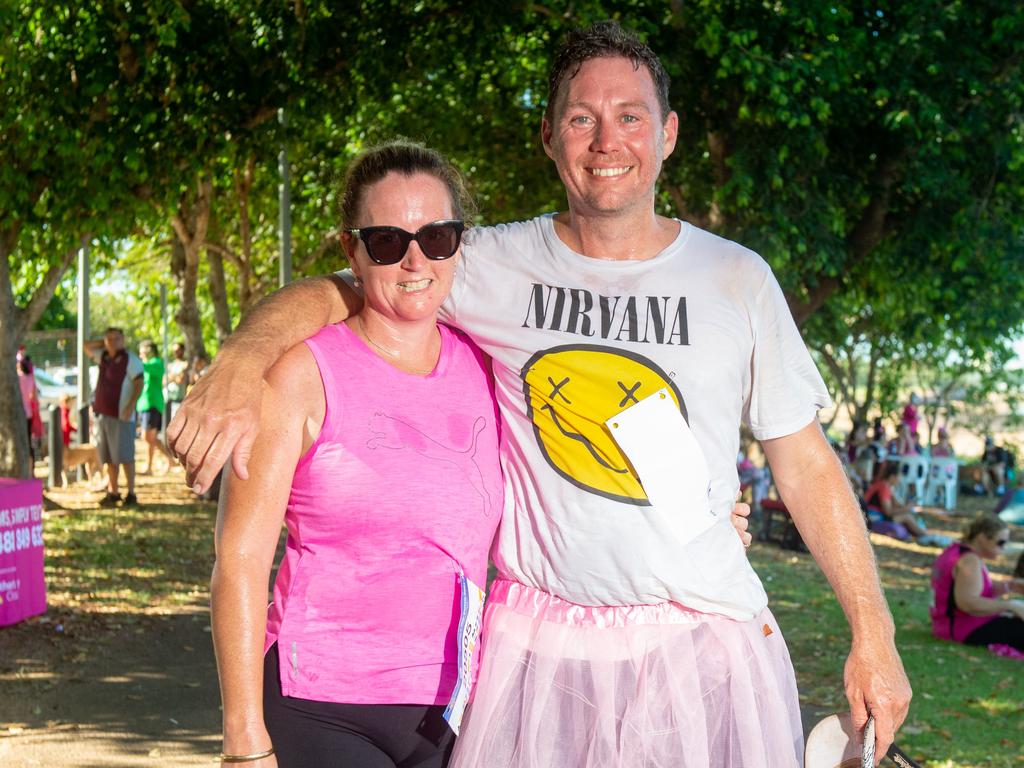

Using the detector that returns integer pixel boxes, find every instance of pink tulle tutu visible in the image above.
[450,579,803,768]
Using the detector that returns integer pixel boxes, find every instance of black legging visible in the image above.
[964,616,1024,652]
[262,644,455,768]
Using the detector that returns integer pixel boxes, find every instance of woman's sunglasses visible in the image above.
[996,537,1009,547]
[344,220,464,265]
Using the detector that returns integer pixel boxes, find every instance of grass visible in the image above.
[23,480,1024,767]
[751,496,1024,768]
[42,501,216,615]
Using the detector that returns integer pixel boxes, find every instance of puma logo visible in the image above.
[367,413,492,516]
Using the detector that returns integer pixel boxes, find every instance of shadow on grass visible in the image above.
[1,609,220,766]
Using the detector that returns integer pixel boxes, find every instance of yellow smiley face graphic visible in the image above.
[521,345,686,505]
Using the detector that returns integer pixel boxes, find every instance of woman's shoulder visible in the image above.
[266,342,322,405]
[953,549,983,575]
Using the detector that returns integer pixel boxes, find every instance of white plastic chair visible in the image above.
[925,457,959,510]
[894,455,930,504]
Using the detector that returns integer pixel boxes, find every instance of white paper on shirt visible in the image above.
[605,388,717,545]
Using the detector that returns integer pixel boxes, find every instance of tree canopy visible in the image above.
[3,0,1023,476]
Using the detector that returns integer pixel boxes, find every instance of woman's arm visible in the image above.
[953,554,1024,618]
[210,344,325,763]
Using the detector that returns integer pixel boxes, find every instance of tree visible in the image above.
[0,1,197,476]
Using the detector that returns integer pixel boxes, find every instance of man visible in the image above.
[137,341,175,475]
[164,342,190,421]
[980,435,1007,496]
[85,327,144,507]
[169,22,910,762]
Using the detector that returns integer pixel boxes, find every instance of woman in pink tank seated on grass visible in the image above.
[210,142,504,768]
[931,513,1024,653]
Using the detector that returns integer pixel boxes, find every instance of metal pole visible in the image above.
[160,283,168,443]
[278,108,292,287]
[47,404,62,489]
[76,242,90,435]
[76,242,91,483]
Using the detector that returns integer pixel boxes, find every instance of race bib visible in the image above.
[443,567,485,735]
[606,388,717,544]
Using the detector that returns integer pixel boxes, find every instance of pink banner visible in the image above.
[0,477,46,627]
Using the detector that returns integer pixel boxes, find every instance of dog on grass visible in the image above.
[61,443,100,486]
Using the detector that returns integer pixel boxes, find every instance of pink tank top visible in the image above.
[264,322,503,704]
[930,543,996,643]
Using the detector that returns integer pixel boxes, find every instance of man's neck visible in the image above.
[551,209,680,261]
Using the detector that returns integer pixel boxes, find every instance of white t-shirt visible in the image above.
[342,215,831,619]
[448,216,830,619]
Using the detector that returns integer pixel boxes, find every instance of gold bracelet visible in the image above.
[217,747,275,763]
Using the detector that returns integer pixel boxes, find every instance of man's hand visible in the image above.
[167,355,263,494]
[730,499,752,547]
[120,406,133,421]
[844,636,912,765]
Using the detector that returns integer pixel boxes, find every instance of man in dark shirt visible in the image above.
[85,327,144,507]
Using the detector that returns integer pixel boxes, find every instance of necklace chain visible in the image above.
[357,316,436,375]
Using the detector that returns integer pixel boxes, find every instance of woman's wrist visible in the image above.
[222,724,272,755]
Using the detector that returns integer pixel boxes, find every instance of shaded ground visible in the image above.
[1,457,223,767]
[1,452,1020,766]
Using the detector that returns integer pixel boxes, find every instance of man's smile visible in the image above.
[587,166,632,177]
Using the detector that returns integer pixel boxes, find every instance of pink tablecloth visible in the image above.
[0,477,46,626]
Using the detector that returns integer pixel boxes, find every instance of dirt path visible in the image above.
[1,461,223,767]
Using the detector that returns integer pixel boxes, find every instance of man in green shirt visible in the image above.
[137,341,175,475]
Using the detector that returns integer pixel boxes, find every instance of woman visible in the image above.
[889,423,918,456]
[137,341,175,474]
[930,426,955,458]
[931,513,1024,651]
[863,464,948,545]
[211,142,504,767]
[17,355,39,464]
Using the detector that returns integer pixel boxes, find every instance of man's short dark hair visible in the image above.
[104,326,124,336]
[546,21,671,121]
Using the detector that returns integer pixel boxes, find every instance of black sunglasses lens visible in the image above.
[419,223,460,260]
[997,539,1008,547]
[364,229,407,264]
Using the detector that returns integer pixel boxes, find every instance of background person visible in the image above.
[901,393,920,437]
[211,143,503,768]
[85,327,144,508]
[164,342,190,421]
[931,426,955,457]
[137,341,175,475]
[931,513,1024,651]
[59,392,76,448]
[863,464,948,545]
[979,436,1007,496]
[890,423,918,456]
[16,355,39,464]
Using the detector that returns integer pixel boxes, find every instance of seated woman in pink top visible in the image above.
[210,143,505,768]
[931,514,1024,651]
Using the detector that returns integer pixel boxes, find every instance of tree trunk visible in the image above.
[235,157,257,314]
[206,246,232,347]
[16,243,81,339]
[170,176,213,364]
[0,224,32,478]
